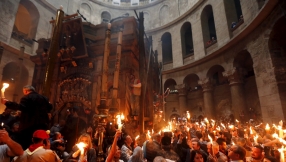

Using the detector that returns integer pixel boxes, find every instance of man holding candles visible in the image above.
[1,85,52,150]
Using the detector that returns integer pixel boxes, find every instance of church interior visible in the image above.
[0,0,286,131]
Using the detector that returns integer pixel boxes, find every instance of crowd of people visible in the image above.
[0,85,285,162]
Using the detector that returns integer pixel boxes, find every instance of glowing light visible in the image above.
[135,135,139,140]
[265,123,270,131]
[76,142,87,155]
[1,83,9,98]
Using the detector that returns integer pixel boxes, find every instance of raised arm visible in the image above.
[106,130,121,162]
[0,130,23,156]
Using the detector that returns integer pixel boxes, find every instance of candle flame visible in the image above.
[250,126,253,134]
[265,123,270,130]
[1,83,9,98]
[120,113,125,120]
[204,118,209,123]
[116,114,122,131]
[135,135,139,140]
[76,142,87,155]
[208,134,213,143]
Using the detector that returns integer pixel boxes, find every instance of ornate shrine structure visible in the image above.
[30,15,160,131]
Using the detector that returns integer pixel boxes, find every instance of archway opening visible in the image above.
[161,32,173,64]
[181,22,194,58]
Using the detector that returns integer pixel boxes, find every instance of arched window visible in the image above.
[201,5,217,48]
[181,22,194,58]
[80,3,91,22]
[224,0,243,30]
[207,65,227,86]
[101,11,111,23]
[12,0,39,46]
[161,32,173,64]
[164,79,177,93]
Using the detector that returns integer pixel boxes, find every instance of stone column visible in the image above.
[223,68,247,119]
[175,84,187,113]
[198,78,214,118]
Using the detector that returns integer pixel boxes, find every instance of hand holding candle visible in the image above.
[1,83,9,98]
[76,142,87,155]
[116,113,124,131]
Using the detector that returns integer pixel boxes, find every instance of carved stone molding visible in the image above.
[223,67,246,85]
[175,84,187,96]
[198,78,213,92]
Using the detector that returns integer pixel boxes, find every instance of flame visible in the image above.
[147,130,151,139]
[76,142,87,155]
[273,133,278,138]
[221,123,226,129]
[1,83,9,97]
[1,83,9,91]
[186,111,190,119]
[250,126,253,134]
[116,114,122,131]
[229,125,234,129]
[236,119,239,123]
[265,123,270,130]
[120,113,125,120]
[254,135,259,144]
[208,134,213,143]
[135,135,140,140]
[204,118,209,123]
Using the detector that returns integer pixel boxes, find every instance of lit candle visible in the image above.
[1,83,9,98]
[278,146,285,162]
[278,126,283,138]
[208,134,214,156]
[135,135,140,141]
[116,114,122,131]
[76,142,87,155]
[265,123,270,132]
[254,135,258,145]
[186,111,190,121]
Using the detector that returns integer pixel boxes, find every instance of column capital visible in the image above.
[223,67,246,85]
[175,84,187,96]
[198,78,213,92]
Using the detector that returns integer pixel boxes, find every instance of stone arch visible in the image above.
[268,17,286,118]
[183,74,199,91]
[164,78,176,91]
[1,62,29,103]
[101,11,111,23]
[181,22,194,58]
[207,65,227,86]
[233,50,260,120]
[159,5,169,26]
[161,32,173,64]
[201,5,217,47]
[80,3,91,22]
[223,0,243,28]
[12,0,40,45]
[233,50,254,78]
